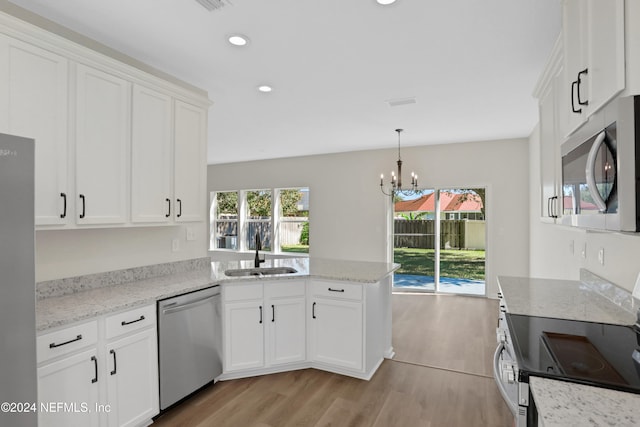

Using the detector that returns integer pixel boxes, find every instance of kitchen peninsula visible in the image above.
[35,257,397,426]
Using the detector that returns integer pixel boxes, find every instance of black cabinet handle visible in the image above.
[121,315,145,326]
[49,334,82,348]
[91,356,98,383]
[177,199,182,218]
[165,198,171,218]
[571,81,582,113]
[547,197,552,217]
[60,193,67,218]
[551,196,559,218]
[312,302,316,319]
[79,194,86,219]
[271,305,275,322]
[110,349,117,375]
[328,288,345,293]
[577,68,589,106]
[259,305,263,324]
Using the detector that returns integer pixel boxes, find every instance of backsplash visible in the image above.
[36,257,211,300]
[580,269,638,316]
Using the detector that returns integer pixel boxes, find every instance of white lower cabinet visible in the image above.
[221,277,391,381]
[309,280,364,372]
[37,305,158,427]
[309,298,363,371]
[38,348,101,427]
[223,280,306,374]
[224,299,265,372]
[266,284,306,366]
[105,328,158,427]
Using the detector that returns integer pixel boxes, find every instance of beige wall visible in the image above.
[529,125,640,291]
[208,138,530,298]
[36,224,208,281]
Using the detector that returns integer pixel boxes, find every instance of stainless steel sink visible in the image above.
[224,267,298,277]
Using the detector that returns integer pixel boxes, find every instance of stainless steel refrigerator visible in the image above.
[0,132,37,427]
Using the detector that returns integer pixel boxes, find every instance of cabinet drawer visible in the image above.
[37,320,98,363]
[311,280,362,301]
[224,283,263,302]
[265,280,306,298]
[105,304,156,340]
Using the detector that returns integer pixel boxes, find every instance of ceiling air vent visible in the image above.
[195,0,232,11]
[387,97,417,107]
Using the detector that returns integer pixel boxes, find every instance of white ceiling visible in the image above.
[8,0,561,165]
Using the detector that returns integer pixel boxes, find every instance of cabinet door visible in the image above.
[75,64,129,225]
[131,84,173,223]
[224,301,264,372]
[105,329,159,427]
[587,0,624,113]
[38,348,100,427]
[310,298,363,371]
[0,35,69,225]
[268,297,306,366]
[539,80,558,221]
[174,100,206,222]
[563,0,588,135]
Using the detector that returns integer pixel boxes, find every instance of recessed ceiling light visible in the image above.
[228,34,249,46]
[376,0,397,5]
[258,85,273,93]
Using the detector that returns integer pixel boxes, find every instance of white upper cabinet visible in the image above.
[75,64,130,225]
[535,37,564,223]
[0,35,70,226]
[174,100,207,223]
[131,84,173,223]
[563,0,624,136]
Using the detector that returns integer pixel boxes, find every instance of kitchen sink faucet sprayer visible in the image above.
[254,232,265,268]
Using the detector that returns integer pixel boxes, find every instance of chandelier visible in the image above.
[379,129,420,197]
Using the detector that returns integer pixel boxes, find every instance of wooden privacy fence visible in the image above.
[394,219,485,250]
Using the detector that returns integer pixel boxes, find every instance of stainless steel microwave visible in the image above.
[560,95,640,231]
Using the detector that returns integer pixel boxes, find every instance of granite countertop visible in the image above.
[210,257,400,284]
[530,377,640,427]
[36,257,399,332]
[497,274,636,325]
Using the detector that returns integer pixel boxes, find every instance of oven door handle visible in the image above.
[493,343,518,416]
[585,130,608,212]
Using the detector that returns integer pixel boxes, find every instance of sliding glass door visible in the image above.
[393,188,486,296]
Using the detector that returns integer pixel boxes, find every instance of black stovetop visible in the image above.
[506,313,640,394]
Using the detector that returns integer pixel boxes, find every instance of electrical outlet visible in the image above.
[598,248,605,265]
[172,238,180,252]
[569,240,574,255]
[186,227,196,241]
[581,243,587,259]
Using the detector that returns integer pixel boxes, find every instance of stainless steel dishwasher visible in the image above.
[158,285,221,410]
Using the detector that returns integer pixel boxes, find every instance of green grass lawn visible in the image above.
[394,247,485,280]
[280,245,309,254]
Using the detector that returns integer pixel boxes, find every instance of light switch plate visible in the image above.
[186,227,196,241]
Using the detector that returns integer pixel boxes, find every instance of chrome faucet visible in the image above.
[254,232,265,268]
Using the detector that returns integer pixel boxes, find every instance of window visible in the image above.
[211,191,238,250]
[245,190,272,251]
[277,188,309,254]
[210,188,309,254]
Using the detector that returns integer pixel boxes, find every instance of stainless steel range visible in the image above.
[494,293,640,426]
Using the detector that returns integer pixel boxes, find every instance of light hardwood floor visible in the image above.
[153,293,514,427]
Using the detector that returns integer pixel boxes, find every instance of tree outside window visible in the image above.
[210,188,310,254]
[278,188,309,254]
[246,190,272,251]
[212,191,238,249]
